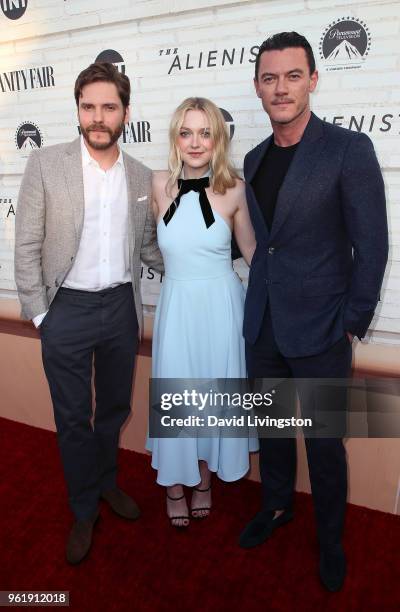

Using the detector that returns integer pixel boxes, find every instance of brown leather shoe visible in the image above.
[101,488,140,520]
[66,510,99,565]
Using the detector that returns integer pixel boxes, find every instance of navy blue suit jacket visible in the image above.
[243,112,388,358]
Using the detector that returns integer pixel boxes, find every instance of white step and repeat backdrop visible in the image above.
[0,0,399,344]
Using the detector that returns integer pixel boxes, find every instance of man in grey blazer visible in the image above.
[15,62,163,564]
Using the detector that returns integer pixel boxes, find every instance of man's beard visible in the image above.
[80,122,125,150]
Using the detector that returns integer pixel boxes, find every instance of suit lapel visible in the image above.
[270,113,325,241]
[245,135,272,241]
[122,152,138,253]
[63,138,84,237]
[246,182,270,243]
[246,136,272,183]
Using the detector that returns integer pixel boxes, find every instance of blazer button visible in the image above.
[268,247,275,254]
[55,280,59,287]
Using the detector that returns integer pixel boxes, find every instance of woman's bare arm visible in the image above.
[232,180,256,266]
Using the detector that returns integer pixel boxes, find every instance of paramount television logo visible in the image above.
[15,122,43,153]
[319,17,371,71]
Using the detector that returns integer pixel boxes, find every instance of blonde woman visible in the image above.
[147,98,258,528]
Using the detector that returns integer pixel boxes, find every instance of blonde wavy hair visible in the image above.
[166,97,239,196]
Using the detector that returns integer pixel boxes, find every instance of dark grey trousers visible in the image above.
[41,283,138,520]
[246,306,352,553]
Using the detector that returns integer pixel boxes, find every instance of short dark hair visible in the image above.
[74,62,130,109]
[255,31,316,79]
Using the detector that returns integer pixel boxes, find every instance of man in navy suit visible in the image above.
[238,32,388,591]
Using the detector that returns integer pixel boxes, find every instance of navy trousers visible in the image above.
[246,306,352,552]
[41,283,138,520]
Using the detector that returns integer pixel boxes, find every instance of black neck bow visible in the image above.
[163,176,215,228]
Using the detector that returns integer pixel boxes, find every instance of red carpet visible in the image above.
[0,417,399,611]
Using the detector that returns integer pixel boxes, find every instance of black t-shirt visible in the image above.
[251,138,298,230]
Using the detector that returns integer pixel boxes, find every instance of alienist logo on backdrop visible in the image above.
[95,50,126,74]
[1,197,15,218]
[15,122,43,153]
[160,46,259,75]
[320,17,371,71]
[323,112,400,135]
[1,0,27,20]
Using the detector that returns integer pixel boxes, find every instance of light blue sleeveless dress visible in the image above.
[146,185,258,486]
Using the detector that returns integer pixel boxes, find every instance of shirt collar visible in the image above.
[80,135,124,170]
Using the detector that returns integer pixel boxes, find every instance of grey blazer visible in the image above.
[14,137,163,337]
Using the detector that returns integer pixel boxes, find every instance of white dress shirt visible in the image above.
[33,137,130,327]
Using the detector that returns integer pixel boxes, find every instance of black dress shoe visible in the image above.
[66,510,99,565]
[319,548,346,592]
[101,488,140,520]
[239,508,294,549]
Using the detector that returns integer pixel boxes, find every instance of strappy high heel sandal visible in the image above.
[166,492,190,529]
[191,485,212,519]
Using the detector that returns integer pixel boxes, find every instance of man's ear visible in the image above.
[254,77,261,98]
[124,105,130,124]
[309,70,318,93]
